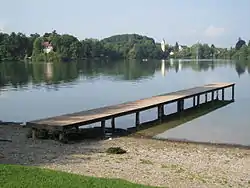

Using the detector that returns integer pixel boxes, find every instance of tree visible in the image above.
[235,37,246,50]
[238,45,248,60]
[174,42,179,52]
[211,44,215,59]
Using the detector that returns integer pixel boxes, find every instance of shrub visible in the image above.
[106,147,127,154]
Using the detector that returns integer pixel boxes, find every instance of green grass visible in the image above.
[0,164,158,188]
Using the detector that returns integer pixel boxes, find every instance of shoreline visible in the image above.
[2,123,250,150]
[1,124,250,187]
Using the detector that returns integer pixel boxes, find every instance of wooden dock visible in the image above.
[26,83,235,141]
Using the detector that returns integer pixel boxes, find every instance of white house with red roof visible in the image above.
[42,41,53,54]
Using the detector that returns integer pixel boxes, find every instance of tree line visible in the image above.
[0,30,249,62]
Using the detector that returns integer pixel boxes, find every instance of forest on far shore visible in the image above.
[0,30,249,62]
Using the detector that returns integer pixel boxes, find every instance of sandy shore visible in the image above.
[1,125,250,188]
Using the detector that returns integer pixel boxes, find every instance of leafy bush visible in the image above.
[106,147,127,154]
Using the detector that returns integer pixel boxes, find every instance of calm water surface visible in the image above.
[0,60,249,145]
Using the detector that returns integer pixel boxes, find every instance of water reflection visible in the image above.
[161,60,166,76]
[0,60,249,90]
[235,61,249,77]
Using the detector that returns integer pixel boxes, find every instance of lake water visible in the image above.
[0,59,250,145]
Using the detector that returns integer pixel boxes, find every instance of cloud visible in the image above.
[204,25,225,37]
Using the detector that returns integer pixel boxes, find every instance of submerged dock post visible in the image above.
[181,99,184,111]
[232,85,235,101]
[216,90,219,100]
[211,91,214,101]
[177,99,184,112]
[177,101,181,112]
[197,95,200,106]
[101,120,106,136]
[222,88,225,101]
[158,104,164,122]
[111,117,115,133]
[135,111,140,127]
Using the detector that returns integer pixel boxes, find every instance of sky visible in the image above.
[0,0,250,47]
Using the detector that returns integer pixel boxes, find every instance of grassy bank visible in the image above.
[0,164,158,188]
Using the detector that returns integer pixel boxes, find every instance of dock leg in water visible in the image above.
[222,88,225,101]
[197,95,200,106]
[232,85,235,101]
[135,112,140,128]
[158,104,164,123]
[211,91,214,101]
[101,120,106,138]
[216,90,219,100]
[111,117,115,133]
[180,99,184,111]
[177,101,181,112]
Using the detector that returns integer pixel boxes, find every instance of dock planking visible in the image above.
[26,83,235,139]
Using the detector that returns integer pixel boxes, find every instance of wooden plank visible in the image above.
[26,83,234,129]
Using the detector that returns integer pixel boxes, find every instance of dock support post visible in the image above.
[197,95,200,106]
[177,101,181,112]
[177,100,184,112]
[216,90,219,100]
[211,91,214,101]
[222,88,225,101]
[232,85,235,101]
[158,104,164,123]
[193,96,196,107]
[32,128,36,139]
[111,117,115,133]
[101,120,106,136]
[205,93,208,103]
[135,112,140,127]
[181,100,184,111]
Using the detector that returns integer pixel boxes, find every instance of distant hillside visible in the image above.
[101,34,161,59]
[102,34,155,44]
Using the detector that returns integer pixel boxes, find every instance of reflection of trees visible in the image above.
[2,60,248,89]
[77,60,157,81]
[198,61,210,71]
[31,63,45,84]
[235,62,246,77]
[164,60,247,75]
[180,60,210,72]
[174,62,179,73]
[0,60,158,89]
[51,62,78,84]
[0,62,29,88]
